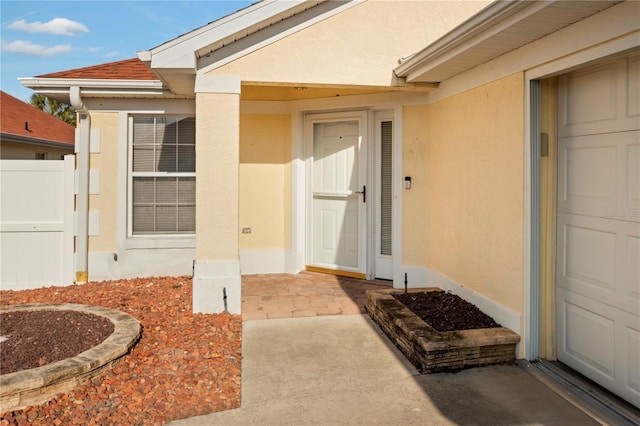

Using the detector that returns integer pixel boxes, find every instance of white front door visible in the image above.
[556,52,640,408]
[307,113,367,277]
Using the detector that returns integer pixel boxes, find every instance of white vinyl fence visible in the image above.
[1,156,75,290]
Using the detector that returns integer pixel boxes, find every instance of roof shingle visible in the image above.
[36,58,158,80]
[1,91,75,145]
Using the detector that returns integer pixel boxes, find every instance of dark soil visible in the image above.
[393,291,501,332]
[0,310,115,375]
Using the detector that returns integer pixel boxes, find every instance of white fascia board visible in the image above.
[0,133,74,150]
[20,78,163,90]
[142,0,309,70]
[150,53,197,71]
[19,78,167,98]
[394,0,547,81]
[137,50,151,62]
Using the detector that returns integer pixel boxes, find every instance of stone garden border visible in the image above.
[366,288,520,373]
[0,303,140,413]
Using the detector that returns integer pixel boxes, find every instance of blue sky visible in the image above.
[1,1,255,102]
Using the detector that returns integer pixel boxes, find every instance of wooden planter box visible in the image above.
[366,288,520,373]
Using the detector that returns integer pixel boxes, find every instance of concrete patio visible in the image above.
[240,272,392,321]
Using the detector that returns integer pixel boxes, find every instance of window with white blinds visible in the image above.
[380,120,392,256]
[130,116,195,234]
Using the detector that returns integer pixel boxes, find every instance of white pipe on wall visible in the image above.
[70,86,90,283]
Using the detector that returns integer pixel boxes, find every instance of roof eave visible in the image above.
[394,0,544,83]
[137,0,364,97]
[20,77,164,89]
[135,0,339,96]
[1,133,74,149]
[19,78,171,101]
[138,0,315,70]
[394,0,625,84]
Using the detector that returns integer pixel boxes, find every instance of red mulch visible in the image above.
[0,276,242,425]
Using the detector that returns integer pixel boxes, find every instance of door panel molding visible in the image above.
[555,52,640,408]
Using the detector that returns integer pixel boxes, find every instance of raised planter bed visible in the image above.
[0,304,140,413]
[366,288,520,373]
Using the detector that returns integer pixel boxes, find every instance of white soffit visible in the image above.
[395,0,624,84]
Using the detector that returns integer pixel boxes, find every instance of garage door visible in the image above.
[0,157,75,289]
[556,51,640,408]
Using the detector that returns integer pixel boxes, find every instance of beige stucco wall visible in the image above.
[88,112,119,252]
[403,73,525,313]
[195,92,240,261]
[402,106,430,268]
[239,114,291,251]
[83,110,292,256]
[211,0,489,86]
[0,141,72,160]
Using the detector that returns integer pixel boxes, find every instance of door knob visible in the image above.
[355,185,366,203]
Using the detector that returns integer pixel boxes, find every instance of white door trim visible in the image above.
[304,110,369,276]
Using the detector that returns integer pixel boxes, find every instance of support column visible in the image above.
[193,74,242,314]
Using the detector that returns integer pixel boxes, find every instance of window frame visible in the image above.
[127,114,196,238]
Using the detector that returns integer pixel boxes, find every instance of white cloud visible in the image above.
[104,51,119,58]
[1,40,72,56]
[7,18,89,36]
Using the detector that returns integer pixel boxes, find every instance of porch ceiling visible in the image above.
[395,0,624,84]
[240,82,436,101]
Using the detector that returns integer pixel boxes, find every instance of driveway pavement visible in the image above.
[171,314,598,426]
